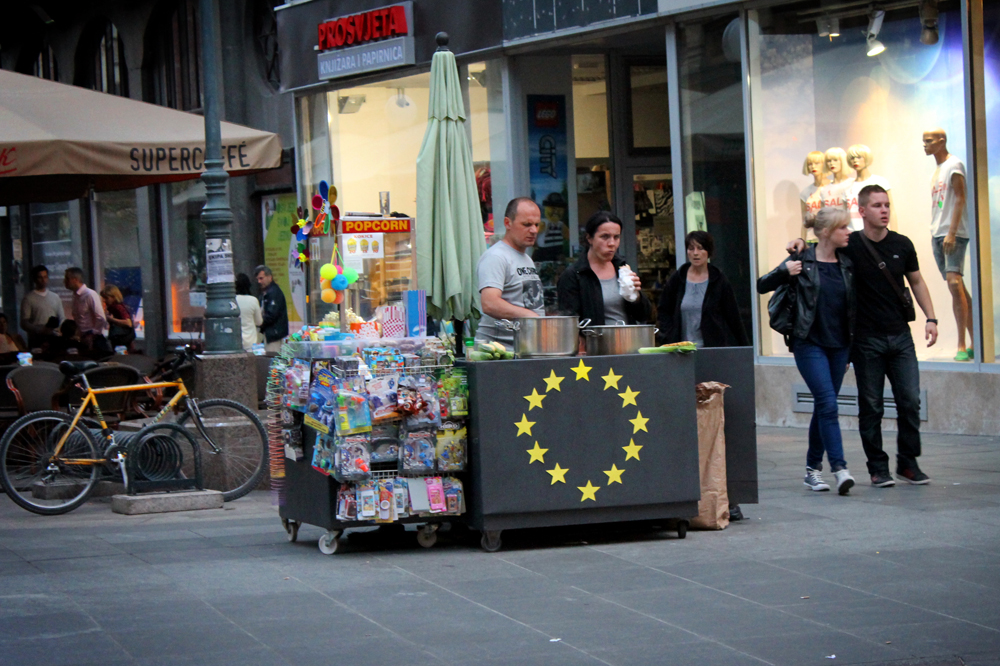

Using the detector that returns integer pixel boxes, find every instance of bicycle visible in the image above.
[0,347,268,515]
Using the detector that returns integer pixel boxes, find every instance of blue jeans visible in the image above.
[793,340,851,471]
[851,332,922,475]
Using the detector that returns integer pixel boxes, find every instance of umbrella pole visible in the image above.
[198,0,241,353]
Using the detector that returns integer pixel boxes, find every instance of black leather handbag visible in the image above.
[767,254,799,336]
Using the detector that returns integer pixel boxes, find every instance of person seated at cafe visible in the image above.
[41,319,82,360]
[657,231,748,348]
[475,197,546,350]
[557,211,651,326]
[0,313,28,361]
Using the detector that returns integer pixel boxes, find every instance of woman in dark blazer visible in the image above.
[557,211,652,325]
[657,231,748,347]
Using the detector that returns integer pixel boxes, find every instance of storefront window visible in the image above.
[748,1,970,361]
[163,180,207,338]
[629,63,670,152]
[94,190,143,338]
[678,15,752,342]
[29,201,84,318]
[984,4,1000,363]
[572,54,612,252]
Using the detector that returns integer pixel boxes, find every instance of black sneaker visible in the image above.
[871,471,896,487]
[897,466,931,485]
[729,505,744,521]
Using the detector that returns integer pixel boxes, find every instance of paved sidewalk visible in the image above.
[1,426,998,666]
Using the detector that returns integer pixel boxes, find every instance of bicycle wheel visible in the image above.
[177,399,267,501]
[0,411,101,515]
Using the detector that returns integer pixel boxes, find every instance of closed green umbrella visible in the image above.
[416,33,488,323]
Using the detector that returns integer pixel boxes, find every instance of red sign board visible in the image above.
[341,218,412,234]
[318,4,409,51]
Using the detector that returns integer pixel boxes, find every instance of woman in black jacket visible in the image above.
[657,231,748,347]
[557,211,652,325]
[757,207,856,495]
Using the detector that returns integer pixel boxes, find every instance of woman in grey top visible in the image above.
[657,231,748,347]
[557,211,652,327]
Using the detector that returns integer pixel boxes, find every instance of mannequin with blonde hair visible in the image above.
[846,144,893,231]
[819,147,854,212]
[800,151,826,241]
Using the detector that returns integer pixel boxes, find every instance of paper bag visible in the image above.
[690,381,730,530]
[381,305,407,338]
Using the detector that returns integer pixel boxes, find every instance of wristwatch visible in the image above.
[927,318,938,324]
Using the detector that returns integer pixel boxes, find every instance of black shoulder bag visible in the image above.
[766,253,799,336]
[858,233,916,322]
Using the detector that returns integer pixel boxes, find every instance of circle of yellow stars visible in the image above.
[516,359,649,503]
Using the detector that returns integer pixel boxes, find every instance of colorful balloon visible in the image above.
[333,290,345,304]
[321,288,336,303]
[331,275,349,291]
[343,267,359,284]
[320,263,337,280]
[320,278,331,289]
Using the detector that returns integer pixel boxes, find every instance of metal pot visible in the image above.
[497,316,581,358]
[582,323,656,356]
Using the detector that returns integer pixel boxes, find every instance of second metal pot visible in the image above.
[582,323,656,356]
[498,316,581,358]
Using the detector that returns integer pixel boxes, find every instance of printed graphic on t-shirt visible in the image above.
[930,156,968,239]
[522,274,544,311]
[820,179,854,211]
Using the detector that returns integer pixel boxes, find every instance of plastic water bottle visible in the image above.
[618,266,639,302]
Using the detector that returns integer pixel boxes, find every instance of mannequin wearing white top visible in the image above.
[846,144,894,231]
[820,147,855,211]
[924,128,972,356]
[800,151,826,241]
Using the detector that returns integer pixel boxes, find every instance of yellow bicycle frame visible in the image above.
[52,381,189,464]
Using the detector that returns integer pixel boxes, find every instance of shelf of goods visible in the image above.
[274,339,470,555]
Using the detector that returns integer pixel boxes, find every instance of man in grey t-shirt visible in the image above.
[476,197,546,348]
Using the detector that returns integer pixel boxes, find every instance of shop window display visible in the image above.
[94,190,143,338]
[163,180,207,338]
[29,201,84,319]
[983,4,1000,362]
[748,1,972,361]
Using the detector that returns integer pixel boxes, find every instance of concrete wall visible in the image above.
[756,363,1000,437]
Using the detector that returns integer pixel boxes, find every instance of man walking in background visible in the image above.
[20,264,64,349]
[256,265,288,353]
[789,185,937,487]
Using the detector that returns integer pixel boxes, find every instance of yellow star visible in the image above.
[604,464,625,485]
[526,441,548,464]
[514,414,535,437]
[547,463,569,484]
[629,411,649,434]
[623,439,643,461]
[523,388,546,411]
[542,370,565,393]
[571,360,592,381]
[601,368,622,390]
[578,480,599,502]
[618,386,640,408]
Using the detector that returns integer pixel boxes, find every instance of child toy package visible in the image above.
[436,424,466,472]
[443,477,465,515]
[333,388,373,436]
[439,368,469,418]
[303,366,337,433]
[367,374,400,421]
[398,374,441,430]
[393,477,410,518]
[356,481,377,519]
[336,483,357,521]
[370,422,400,463]
[375,478,395,523]
[425,476,446,513]
[399,429,436,474]
[284,358,311,411]
[310,436,336,476]
[333,434,372,481]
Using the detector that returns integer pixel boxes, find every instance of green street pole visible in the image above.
[198,0,241,352]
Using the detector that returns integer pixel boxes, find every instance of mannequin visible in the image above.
[846,144,894,231]
[924,128,973,360]
[799,151,826,241]
[819,147,855,212]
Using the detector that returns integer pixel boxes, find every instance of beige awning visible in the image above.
[0,69,282,205]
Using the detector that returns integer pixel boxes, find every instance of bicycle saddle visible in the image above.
[59,360,99,376]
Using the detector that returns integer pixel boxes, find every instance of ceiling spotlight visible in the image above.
[866,10,886,57]
[829,18,840,37]
[817,16,832,37]
[920,0,939,45]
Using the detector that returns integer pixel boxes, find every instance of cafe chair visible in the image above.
[7,365,66,415]
[0,364,21,424]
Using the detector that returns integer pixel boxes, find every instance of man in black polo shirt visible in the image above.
[790,185,938,487]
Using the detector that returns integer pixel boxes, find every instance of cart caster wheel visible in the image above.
[282,519,300,543]
[676,520,689,540]
[480,530,502,552]
[318,531,341,555]
[416,525,438,549]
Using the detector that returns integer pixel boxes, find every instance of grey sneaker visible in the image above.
[871,471,896,487]
[804,467,830,491]
[833,469,855,495]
